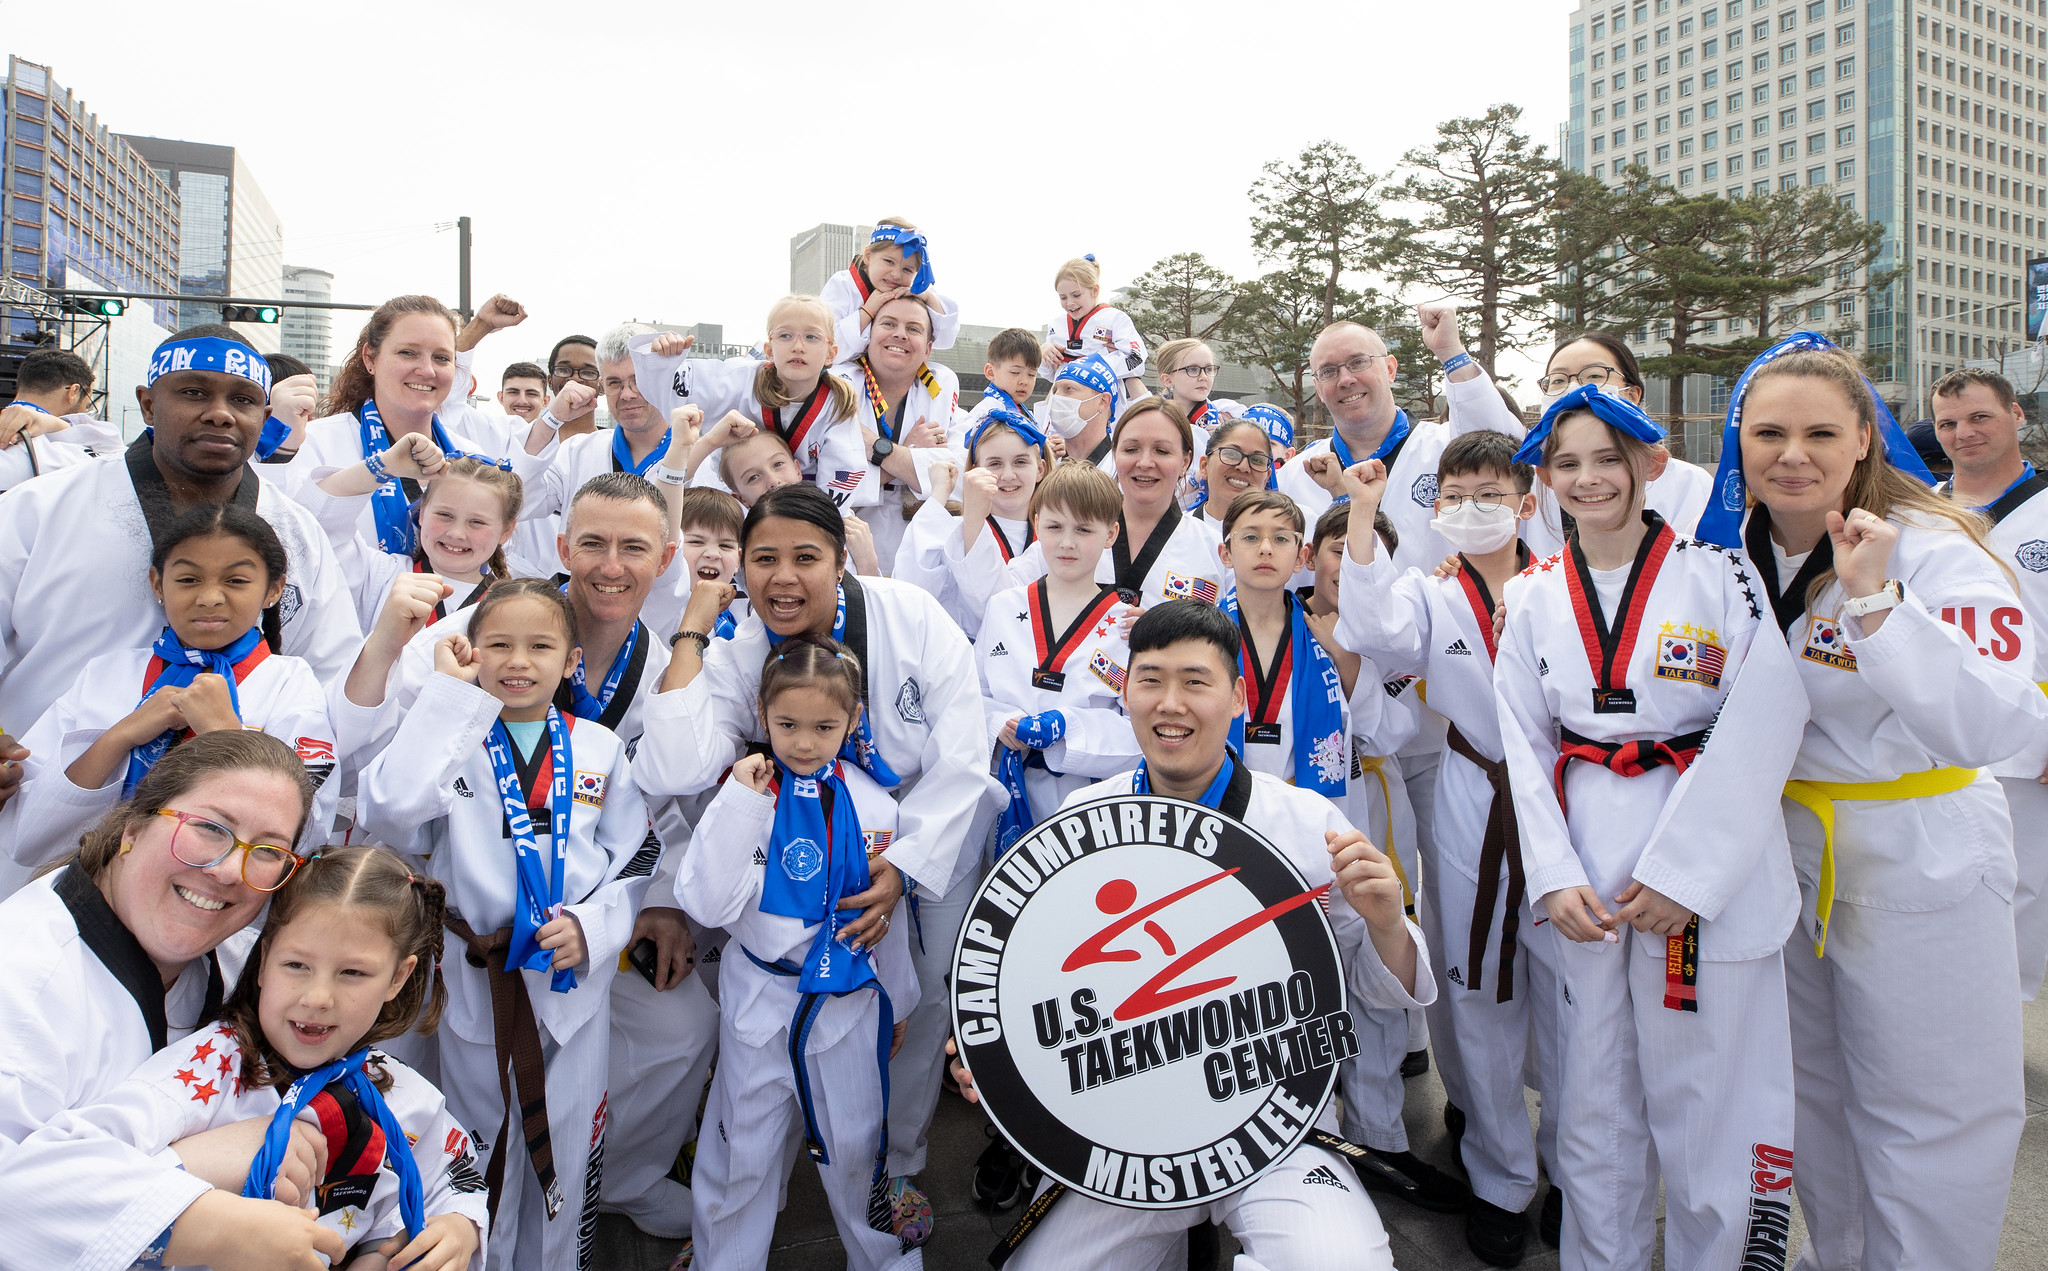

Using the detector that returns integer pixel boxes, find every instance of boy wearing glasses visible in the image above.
[1333,432,1563,1265]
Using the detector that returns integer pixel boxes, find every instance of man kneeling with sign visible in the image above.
[950,600,1431,1270]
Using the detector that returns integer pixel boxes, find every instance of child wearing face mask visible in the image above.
[821,218,963,360]
[1040,256,1147,400]
[1333,432,1565,1265]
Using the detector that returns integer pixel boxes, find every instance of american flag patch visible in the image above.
[828,470,864,491]
[865,829,893,857]
[1089,649,1127,692]
[1655,627,1725,688]
[1163,573,1219,605]
[573,770,607,806]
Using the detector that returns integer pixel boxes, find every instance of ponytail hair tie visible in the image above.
[1083,253,1096,262]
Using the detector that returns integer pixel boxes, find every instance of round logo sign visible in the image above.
[951,794,1352,1209]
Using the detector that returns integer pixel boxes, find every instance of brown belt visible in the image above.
[443,915,564,1223]
[1445,725,1527,1004]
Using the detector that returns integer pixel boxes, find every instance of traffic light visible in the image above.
[65,297,125,317]
[222,304,280,324]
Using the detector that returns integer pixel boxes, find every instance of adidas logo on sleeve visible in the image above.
[1444,639,1472,656]
[1302,1164,1350,1191]
[990,642,1010,657]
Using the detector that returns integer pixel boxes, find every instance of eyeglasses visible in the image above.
[1229,529,1301,551]
[550,364,601,384]
[1313,353,1390,385]
[1212,445,1273,472]
[1171,364,1220,378]
[769,330,829,348]
[154,808,303,893]
[1433,492,1518,512]
[1535,365,1622,396]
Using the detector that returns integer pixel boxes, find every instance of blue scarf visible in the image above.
[244,1047,425,1242]
[1513,382,1668,465]
[1325,410,1412,502]
[126,626,263,797]
[993,712,1066,859]
[565,613,638,722]
[1131,750,1237,808]
[1222,592,1346,798]
[486,710,578,993]
[965,403,1049,458]
[611,426,671,477]
[255,414,292,460]
[359,400,458,556]
[764,587,901,789]
[867,225,935,295]
[1695,331,1938,548]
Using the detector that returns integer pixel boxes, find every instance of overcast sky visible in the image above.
[10,0,1574,397]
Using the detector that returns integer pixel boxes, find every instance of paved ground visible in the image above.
[595,998,2048,1269]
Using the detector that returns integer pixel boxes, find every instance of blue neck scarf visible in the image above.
[759,759,878,990]
[1327,409,1412,496]
[486,709,577,993]
[1694,331,1937,548]
[993,713,1067,860]
[566,612,639,722]
[867,225,935,295]
[765,587,901,789]
[244,1047,425,1242]
[1513,382,1668,466]
[612,426,671,477]
[127,625,264,796]
[1221,591,1347,797]
[965,404,1049,459]
[1131,750,1238,808]
[358,400,457,557]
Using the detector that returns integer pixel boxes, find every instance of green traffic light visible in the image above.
[256,306,278,323]
[96,298,125,317]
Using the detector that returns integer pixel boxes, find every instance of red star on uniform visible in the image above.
[190,1039,216,1063]
[173,1068,197,1087]
[217,1052,234,1075]
[190,1080,219,1104]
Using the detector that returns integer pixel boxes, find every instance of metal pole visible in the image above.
[458,216,473,323]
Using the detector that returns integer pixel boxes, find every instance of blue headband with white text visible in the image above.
[869,225,934,295]
[966,405,1048,457]
[1053,352,1124,426]
[1512,382,1667,466]
[1693,330,1935,548]
[146,337,272,398]
[1241,403,1294,448]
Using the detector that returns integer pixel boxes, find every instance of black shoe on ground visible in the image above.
[1540,1186,1563,1247]
[1352,1147,1471,1213]
[1443,1101,1466,1145]
[1401,1048,1430,1079]
[1465,1198,1528,1267]
[1186,1220,1221,1271]
[972,1129,1034,1212]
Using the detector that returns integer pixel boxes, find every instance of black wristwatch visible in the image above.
[869,436,895,466]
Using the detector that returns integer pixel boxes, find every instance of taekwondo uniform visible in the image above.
[1494,512,1808,1271]
[355,676,651,1271]
[822,261,963,358]
[890,500,1030,637]
[631,574,1000,1182]
[997,502,1227,613]
[1042,304,1147,382]
[0,429,102,494]
[831,353,965,574]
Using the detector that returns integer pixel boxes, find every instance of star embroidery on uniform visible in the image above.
[190,1039,216,1063]
[189,1079,219,1105]
[173,1067,198,1087]
[336,1209,357,1233]
[217,1052,235,1075]
[1016,612,1028,622]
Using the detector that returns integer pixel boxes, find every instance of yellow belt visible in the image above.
[1782,765,1979,958]
[1356,754,1413,915]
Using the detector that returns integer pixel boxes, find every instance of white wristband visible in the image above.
[537,410,565,433]
[650,464,689,486]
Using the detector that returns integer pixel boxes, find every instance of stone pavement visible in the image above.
[595,997,2048,1269]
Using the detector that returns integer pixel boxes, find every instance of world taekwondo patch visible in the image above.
[952,794,1351,1209]
[1411,474,1438,508]
[2018,539,2048,573]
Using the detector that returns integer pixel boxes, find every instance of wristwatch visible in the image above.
[1839,579,1903,618]
[670,630,711,653]
[869,437,895,466]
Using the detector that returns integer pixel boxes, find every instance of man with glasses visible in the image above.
[543,334,603,440]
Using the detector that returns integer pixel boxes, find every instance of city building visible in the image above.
[1564,0,2048,427]
[790,223,874,296]
[281,264,334,390]
[0,56,178,411]
[120,135,284,354]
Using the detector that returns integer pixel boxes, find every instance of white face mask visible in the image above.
[1430,499,1520,554]
[1037,394,1093,440]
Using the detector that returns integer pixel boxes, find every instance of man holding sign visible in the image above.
[952,601,1432,1271]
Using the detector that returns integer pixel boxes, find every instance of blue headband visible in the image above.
[869,225,934,295]
[1241,404,1294,448]
[1512,382,1667,466]
[1693,330,1936,547]
[966,405,1048,457]
[1054,352,1123,424]
[146,337,272,398]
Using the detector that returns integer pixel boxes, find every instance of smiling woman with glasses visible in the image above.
[1192,418,1278,531]
[0,730,327,1270]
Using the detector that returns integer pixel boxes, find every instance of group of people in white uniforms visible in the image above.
[0,210,2040,1271]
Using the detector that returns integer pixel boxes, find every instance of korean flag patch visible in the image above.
[1162,573,1220,605]
[1088,649,1127,693]
[573,770,607,807]
[1654,626,1725,688]
[1801,616,1858,671]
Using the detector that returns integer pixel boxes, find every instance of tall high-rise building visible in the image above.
[120,136,284,355]
[0,56,179,405]
[1564,0,2048,417]
[790,223,875,296]
[281,264,334,390]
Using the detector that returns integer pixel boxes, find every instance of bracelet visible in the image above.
[670,630,710,652]
[537,410,564,432]
[363,448,390,482]
[650,464,690,486]
[1440,352,1474,374]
